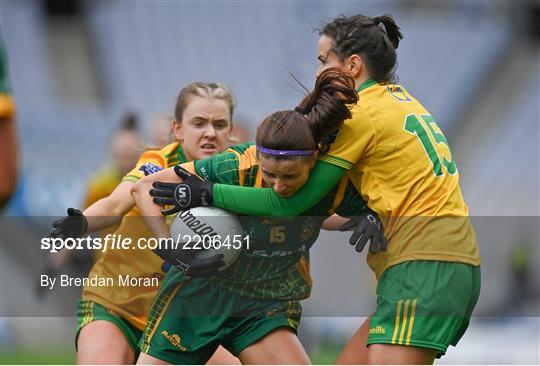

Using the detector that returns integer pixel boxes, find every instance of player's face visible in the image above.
[316,35,347,77]
[173,96,232,161]
[258,154,317,197]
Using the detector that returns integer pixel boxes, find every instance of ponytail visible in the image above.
[297,68,358,152]
[255,69,357,158]
[373,14,402,49]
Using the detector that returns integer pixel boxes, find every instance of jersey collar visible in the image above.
[357,78,378,92]
[176,144,187,163]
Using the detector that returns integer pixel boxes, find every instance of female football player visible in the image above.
[148,14,481,365]
[131,69,384,364]
[50,82,239,364]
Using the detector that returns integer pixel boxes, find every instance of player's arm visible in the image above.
[43,180,137,290]
[212,159,345,216]
[51,148,164,239]
[132,150,242,238]
[131,166,183,239]
[322,214,350,231]
[82,180,136,232]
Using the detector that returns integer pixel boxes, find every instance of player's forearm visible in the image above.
[322,214,350,231]
[212,160,346,216]
[131,176,170,239]
[82,181,134,232]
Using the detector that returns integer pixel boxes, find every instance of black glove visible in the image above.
[339,210,388,254]
[154,245,224,277]
[149,166,214,216]
[50,208,88,239]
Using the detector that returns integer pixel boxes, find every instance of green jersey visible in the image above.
[189,142,366,300]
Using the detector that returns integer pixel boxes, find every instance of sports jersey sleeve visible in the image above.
[193,151,241,185]
[123,150,165,183]
[212,160,346,216]
[334,182,368,217]
[319,107,376,169]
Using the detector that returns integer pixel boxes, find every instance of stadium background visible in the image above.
[0,0,538,363]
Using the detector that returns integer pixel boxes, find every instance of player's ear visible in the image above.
[347,54,363,79]
[308,152,318,168]
[172,119,183,141]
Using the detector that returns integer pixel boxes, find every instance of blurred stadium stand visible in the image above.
[2,1,517,215]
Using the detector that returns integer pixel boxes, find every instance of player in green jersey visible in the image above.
[132,69,385,364]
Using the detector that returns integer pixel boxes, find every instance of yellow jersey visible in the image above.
[83,142,189,330]
[320,80,480,278]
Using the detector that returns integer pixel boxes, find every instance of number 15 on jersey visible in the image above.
[404,114,457,177]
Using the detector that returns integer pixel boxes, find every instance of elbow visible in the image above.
[131,179,145,200]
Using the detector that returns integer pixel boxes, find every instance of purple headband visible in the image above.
[256,145,315,156]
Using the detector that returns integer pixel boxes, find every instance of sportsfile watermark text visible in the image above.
[41,234,250,253]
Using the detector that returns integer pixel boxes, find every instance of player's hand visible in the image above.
[154,245,224,277]
[339,209,388,254]
[50,208,88,239]
[149,166,214,215]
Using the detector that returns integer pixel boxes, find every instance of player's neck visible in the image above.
[354,74,371,91]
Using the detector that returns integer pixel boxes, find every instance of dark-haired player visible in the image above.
[132,69,385,364]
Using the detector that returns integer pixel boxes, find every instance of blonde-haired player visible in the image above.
[50,82,239,364]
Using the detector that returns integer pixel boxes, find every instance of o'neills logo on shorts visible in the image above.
[369,325,386,335]
[179,210,219,237]
[161,330,186,351]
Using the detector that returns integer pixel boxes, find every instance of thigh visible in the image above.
[136,352,171,365]
[77,320,136,364]
[237,327,310,365]
[206,346,240,365]
[224,299,303,357]
[336,317,371,365]
[366,343,436,364]
[76,299,141,364]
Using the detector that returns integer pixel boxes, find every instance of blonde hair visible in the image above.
[174,82,235,122]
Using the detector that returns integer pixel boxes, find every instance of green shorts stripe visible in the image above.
[367,260,481,357]
[140,282,184,354]
[76,299,142,355]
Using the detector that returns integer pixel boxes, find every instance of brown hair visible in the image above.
[174,82,235,122]
[256,68,358,158]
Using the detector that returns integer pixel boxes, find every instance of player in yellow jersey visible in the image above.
[49,82,239,364]
[148,14,481,364]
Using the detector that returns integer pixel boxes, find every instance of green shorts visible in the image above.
[139,269,302,365]
[367,260,481,357]
[76,299,142,355]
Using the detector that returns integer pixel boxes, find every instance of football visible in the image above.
[170,206,244,271]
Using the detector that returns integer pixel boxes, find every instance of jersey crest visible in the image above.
[387,85,412,102]
[139,163,163,176]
